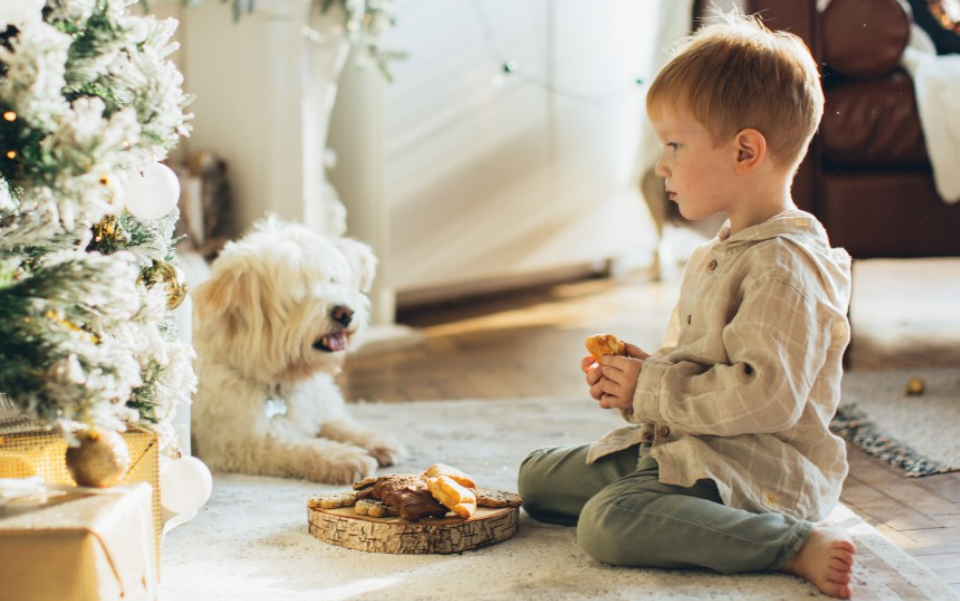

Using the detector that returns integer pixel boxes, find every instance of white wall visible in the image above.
[329,0,661,304]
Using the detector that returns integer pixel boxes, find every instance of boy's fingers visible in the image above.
[603,355,639,372]
[624,343,650,359]
[599,378,620,396]
[599,393,623,410]
[581,355,598,373]
[600,366,622,384]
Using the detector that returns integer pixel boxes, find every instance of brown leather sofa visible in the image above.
[689,0,960,258]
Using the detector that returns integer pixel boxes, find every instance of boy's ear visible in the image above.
[734,128,766,174]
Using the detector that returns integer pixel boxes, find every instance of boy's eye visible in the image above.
[666,143,680,151]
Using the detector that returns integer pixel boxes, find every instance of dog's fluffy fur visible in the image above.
[191,217,406,484]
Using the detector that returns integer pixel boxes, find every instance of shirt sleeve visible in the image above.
[618,301,683,424]
[632,276,830,437]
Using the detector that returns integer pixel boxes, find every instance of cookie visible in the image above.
[475,488,522,508]
[354,498,396,518]
[585,334,626,362]
[352,476,382,490]
[307,491,358,509]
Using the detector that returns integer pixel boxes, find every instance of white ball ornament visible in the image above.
[124,162,181,220]
[160,456,213,515]
[0,0,45,26]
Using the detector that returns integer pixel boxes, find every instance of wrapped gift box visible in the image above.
[0,483,157,601]
[0,422,161,564]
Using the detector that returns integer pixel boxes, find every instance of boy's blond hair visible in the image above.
[646,11,824,171]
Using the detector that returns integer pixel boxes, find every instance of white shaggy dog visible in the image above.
[190,217,406,484]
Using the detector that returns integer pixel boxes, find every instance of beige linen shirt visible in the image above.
[588,210,852,522]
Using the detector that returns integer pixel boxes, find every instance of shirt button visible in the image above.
[657,425,671,437]
[707,259,718,271]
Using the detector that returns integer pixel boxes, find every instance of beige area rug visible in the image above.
[161,398,957,601]
[832,367,960,477]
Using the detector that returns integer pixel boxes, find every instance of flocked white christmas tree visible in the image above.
[0,0,195,478]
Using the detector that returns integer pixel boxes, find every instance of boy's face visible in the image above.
[650,106,739,222]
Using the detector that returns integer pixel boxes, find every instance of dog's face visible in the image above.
[192,217,376,384]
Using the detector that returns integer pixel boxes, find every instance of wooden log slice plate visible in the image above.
[308,503,520,555]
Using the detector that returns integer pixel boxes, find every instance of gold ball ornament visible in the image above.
[65,428,132,488]
[139,260,188,310]
[158,261,188,310]
[905,377,925,396]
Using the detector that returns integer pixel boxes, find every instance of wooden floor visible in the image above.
[339,260,960,593]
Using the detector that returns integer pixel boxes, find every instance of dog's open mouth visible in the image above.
[313,331,349,353]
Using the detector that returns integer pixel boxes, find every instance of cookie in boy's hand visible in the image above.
[585,334,626,362]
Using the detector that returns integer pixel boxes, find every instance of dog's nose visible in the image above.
[331,305,353,327]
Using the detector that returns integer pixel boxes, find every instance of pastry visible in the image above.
[427,475,477,519]
[355,474,449,522]
[422,463,477,489]
[585,333,626,361]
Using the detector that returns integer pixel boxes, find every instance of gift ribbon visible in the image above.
[0,477,129,507]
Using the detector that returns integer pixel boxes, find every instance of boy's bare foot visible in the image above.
[782,526,856,599]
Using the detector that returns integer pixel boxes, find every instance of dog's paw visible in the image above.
[365,434,407,468]
[308,447,378,485]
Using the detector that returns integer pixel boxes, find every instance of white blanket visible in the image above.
[902,25,960,204]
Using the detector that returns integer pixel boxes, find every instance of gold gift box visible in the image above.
[0,424,161,566]
[0,483,157,601]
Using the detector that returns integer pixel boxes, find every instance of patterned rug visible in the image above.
[161,397,957,600]
[831,367,960,477]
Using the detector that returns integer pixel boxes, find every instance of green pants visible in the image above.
[517,444,812,574]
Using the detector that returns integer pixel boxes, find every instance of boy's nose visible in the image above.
[654,155,669,178]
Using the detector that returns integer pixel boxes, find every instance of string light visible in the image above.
[2,111,16,122]
[295,2,644,98]
[470,0,646,105]
[6,150,16,159]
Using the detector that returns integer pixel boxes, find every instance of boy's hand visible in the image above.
[585,343,649,410]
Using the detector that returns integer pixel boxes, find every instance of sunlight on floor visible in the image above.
[849,258,960,369]
[421,275,681,338]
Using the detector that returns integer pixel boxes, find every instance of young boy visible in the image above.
[518,11,856,600]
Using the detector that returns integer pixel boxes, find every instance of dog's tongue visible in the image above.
[323,331,349,352]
